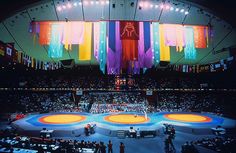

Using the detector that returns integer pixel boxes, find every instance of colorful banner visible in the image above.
[93,22,100,61]
[99,21,107,74]
[152,22,160,66]
[49,24,63,58]
[107,21,121,75]
[0,41,5,56]
[39,22,51,45]
[120,21,139,63]
[193,26,207,48]
[79,22,92,60]
[63,21,84,50]
[159,24,170,61]
[184,27,197,60]
[164,24,185,52]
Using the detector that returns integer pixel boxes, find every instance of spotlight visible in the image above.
[57,6,62,11]
[165,5,170,10]
[106,0,109,4]
[67,3,72,8]
[139,2,143,7]
[170,7,174,11]
[155,5,158,8]
[175,8,179,12]
[180,9,184,13]
[160,4,164,9]
[62,5,66,9]
[90,1,94,5]
[150,4,154,8]
[96,1,99,4]
[79,2,82,5]
[100,1,105,5]
[84,1,88,5]
[185,11,189,15]
[144,2,148,8]
[73,2,77,6]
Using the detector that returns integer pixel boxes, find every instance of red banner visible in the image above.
[122,39,138,62]
[120,21,139,64]
[39,22,51,45]
[120,21,139,40]
[193,26,207,48]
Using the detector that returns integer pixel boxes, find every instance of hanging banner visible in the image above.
[49,24,63,58]
[159,24,170,61]
[93,22,100,61]
[0,41,5,56]
[39,22,51,45]
[152,22,160,66]
[120,21,139,63]
[63,21,84,50]
[98,21,107,74]
[79,22,92,60]
[184,27,197,59]
[193,26,207,48]
[164,24,185,52]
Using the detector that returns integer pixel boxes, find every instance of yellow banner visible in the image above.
[159,24,170,61]
[79,22,92,60]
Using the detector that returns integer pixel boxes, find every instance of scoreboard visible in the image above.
[115,75,135,90]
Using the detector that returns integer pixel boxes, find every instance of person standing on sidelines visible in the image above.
[120,142,125,153]
[108,140,113,153]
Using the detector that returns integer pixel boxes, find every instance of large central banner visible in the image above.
[120,21,139,64]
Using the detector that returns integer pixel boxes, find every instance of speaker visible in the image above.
[159,61,170,67]
[60,59,75,68]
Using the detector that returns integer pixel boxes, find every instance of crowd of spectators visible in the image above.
[0,91,83,114]
[181,137,236,153]
[1,71,235,89]
[89,92,147,113]
[0,90,235,117]
[0,128,124,153]
[156,92,223,114]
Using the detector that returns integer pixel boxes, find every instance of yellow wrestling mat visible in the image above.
[164,114,212,122]
[104,114,150,124]
[39,114,86,124]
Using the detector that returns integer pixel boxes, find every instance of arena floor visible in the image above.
[12,112,236,136]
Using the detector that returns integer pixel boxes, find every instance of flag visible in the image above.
[0,41,5,56]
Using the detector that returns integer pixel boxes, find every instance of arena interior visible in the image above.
[0,0,236,153]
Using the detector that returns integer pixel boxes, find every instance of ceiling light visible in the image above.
[57,6,62,11]
[185,11,189,15]
[73,2,77,6]
[180,9,184,13]
[101,1,105,5]
[155,5,158,8]
[84,1,88,5]
[170,7,174,11]
[106,0,109,4]
[175,8,179,12]
[139,2,143,7]
[67,3,72,8]
[144,2,149,8]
